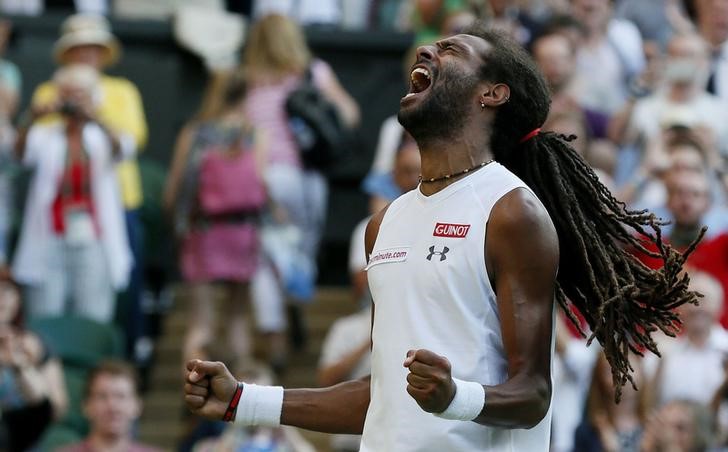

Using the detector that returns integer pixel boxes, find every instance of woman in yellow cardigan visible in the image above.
[27,13,148,361]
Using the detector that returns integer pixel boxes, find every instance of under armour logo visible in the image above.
[426,246,449,261]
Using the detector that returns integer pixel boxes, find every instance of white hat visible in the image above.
[54,14,121,67]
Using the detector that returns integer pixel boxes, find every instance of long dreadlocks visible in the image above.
[464,26,703,397]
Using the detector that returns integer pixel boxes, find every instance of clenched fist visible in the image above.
[184,359,238,420]
[403,349,456,413]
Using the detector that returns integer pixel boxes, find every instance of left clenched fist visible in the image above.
[403,349,456,413]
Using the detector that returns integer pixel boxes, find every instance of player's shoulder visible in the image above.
[489,187,556,242]
[365,191,415,236]
[364,191,414,256]
[365,204,390,256]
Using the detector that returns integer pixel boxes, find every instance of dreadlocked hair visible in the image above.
[465,26,704,399]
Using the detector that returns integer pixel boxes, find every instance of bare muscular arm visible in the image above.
[279,377,371,433]
[478,187,558,428]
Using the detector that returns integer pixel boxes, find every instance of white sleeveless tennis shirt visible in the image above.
[360,162,554,451]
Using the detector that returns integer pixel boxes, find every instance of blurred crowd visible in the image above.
[0,0,726,451]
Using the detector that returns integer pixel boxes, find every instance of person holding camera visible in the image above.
[31,13,148,360]
[11,64,133,323]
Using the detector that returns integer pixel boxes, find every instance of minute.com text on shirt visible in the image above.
[369,249,409,265]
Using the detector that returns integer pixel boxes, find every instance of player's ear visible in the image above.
[480,83,510,108]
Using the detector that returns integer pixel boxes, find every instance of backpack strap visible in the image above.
[303,64,315,85]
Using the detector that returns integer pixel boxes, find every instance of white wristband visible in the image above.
[433,378,485,421]
[234,383,284,427]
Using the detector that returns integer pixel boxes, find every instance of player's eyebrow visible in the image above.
[437,37,472,56]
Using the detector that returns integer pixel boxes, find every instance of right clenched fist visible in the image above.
[184,359,238,420]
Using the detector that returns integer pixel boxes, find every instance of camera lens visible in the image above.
[60,102,79,116]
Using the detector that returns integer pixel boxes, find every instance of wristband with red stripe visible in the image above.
[223,381,244,422]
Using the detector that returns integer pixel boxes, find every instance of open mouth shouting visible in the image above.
[402,65,433,103]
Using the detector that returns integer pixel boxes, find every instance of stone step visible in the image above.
[160,308,356,339]
[138,423,185,449]
[161,288,355,328]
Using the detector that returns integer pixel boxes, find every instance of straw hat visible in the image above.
[54,14,121,67]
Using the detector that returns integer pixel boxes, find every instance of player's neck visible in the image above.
[417,135,493,196]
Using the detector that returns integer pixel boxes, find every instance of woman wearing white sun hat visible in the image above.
[13,64,134,323]
[23,13,147,355]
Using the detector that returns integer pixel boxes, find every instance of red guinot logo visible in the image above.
[433,222,470,238]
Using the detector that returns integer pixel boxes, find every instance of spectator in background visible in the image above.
[615,0,692,50]
[407,0,536,45]
[365,137,420,214]
[528,0,572,18]
[0,18,20,278]
[684,0,728,102]
[640,400,715,452]
[58,360,160,452]
[632,165,728,324]
[339,0,374,30]
[611,33,728,156]
[538,13,586,48]
[241,13,359,356]
[654,271,728,407]
[542,110,616,190]
[483,0,539,45]
[635,165,728,328]
[659,167,728,245]
[164,73,267,367]
[0,19,19,121]
[12,65,133,323]
[252,0,342,26]
[531,29,610,139]
[409,0,472,44]
[550,313,597,452]
[30,13,148,360]
[0,0,42,15]
[688,233,728,330]
[0,0,109,15]
[569,0,645,115]
[0,280,68,452]
[620,126,727,211]
[573,352,650,452]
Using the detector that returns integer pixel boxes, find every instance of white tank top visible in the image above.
[360,162,554,452]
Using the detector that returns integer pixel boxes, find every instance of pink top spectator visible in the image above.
[244,59,334,168]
